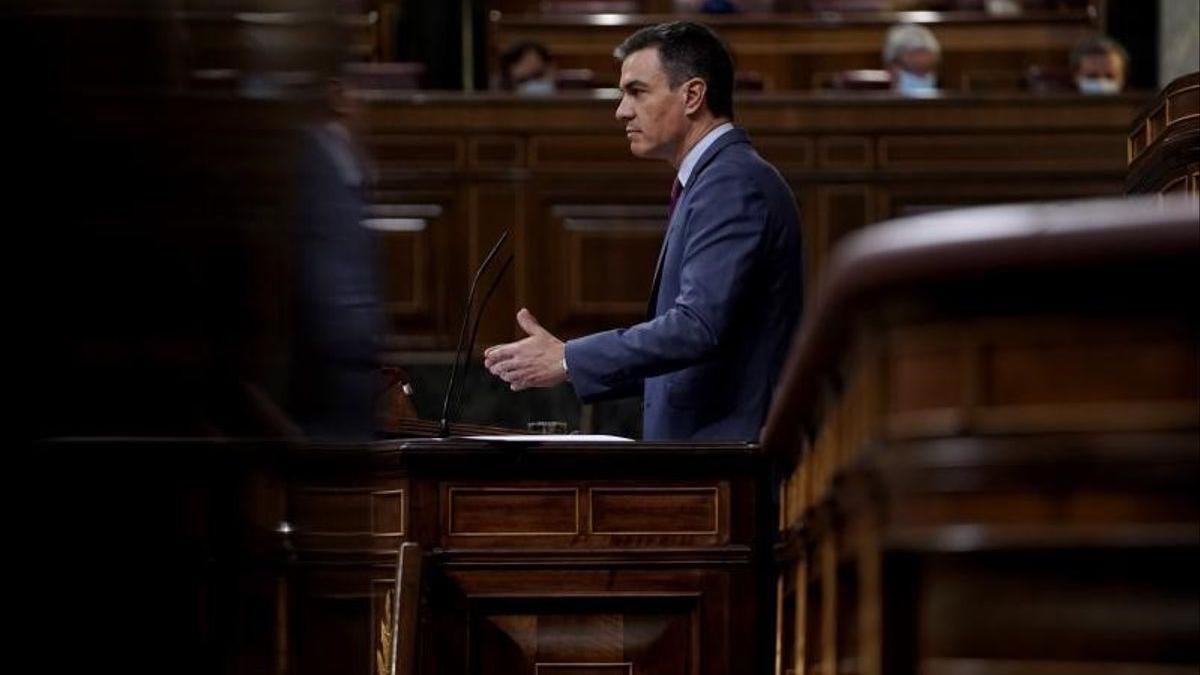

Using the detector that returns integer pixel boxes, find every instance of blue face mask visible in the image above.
[895,70,937,95]
[1077,77,1120,95]
[517,78,556,96]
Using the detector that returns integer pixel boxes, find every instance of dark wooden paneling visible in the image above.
[470,135,526,168]
[556,205,664,316]
[753,135,816,171]
[363,92,1142,346]
[590,487,720,535]
[531,135,643,169]
[877,133,1124,171]
[291,480,409,549]
[447,486,580,536]
[369,203,439,318]
[439,480,734,549]
[468,183,523,349]
[476,600,692,675]
[369,186,463,350]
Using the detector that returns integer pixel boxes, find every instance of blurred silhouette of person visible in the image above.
[883,23,942,95]
[499,41,558,95]
[290,78,385,439]
[673,0,773,12]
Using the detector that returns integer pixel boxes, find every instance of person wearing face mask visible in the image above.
[882,23,942,96]
[1071,35,1129,96]
[499,40,558,96]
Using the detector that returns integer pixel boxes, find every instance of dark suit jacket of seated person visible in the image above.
[485,22,803,441]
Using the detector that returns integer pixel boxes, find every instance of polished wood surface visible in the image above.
[1127,71,1200,198]
[761,197,1199,674]
[359,91,1143,352]
[489,10,1100,91]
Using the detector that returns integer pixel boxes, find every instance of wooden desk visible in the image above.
[359,91,1143,352]
[23,438,773,675]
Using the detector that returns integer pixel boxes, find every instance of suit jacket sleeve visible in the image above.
[565,167,768,403]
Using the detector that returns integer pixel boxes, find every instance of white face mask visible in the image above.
[895,70,937,95]
[1077,77,1121,95]
[516,78,556,96]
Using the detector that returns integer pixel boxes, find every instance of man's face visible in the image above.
[615,47,689,160]
[1076,52,1126,88]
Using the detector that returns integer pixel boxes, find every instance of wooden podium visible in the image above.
[25,437,774,675]
[288,438,774,675]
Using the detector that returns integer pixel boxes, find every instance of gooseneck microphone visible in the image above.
[454,253,514,424]
[438,231,511,437]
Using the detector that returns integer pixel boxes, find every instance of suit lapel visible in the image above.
[645,193,683,319]
[644,128,750,319]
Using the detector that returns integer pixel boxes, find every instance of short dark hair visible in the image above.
[500,40,552,84]
[615,21,735,120]
[1070,34,1129,72]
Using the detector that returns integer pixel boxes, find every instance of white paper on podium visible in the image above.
[464,434,634,442]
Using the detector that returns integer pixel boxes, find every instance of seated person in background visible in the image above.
[1071,35,1129,95]
[883,23,942,95]
[983,0,1022,16]
[672,0,773,12]
[499,40,557,95]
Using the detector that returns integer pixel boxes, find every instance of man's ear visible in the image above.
[682,77,707,116]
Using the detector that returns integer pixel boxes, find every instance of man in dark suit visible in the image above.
[291,79,384,440]
[484,22,803,441]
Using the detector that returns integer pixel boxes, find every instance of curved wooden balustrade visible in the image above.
[761,196,1198,675]
[1127,71,1200,197]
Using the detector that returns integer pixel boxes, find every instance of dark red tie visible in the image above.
[667,179,683,223]
[647,179,683,318]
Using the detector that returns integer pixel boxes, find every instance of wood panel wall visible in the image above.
[359,91,1143,353]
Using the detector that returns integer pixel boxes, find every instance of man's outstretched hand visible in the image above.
[483,308,567,391]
